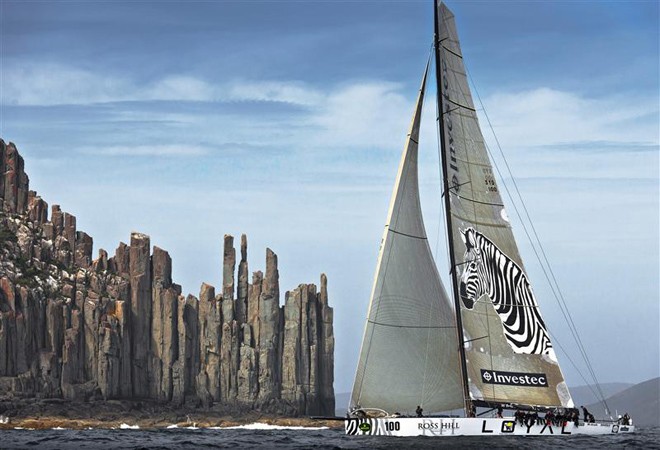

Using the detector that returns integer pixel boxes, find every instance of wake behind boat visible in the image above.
[345,1,635,437]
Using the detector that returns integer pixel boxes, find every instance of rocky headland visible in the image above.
[0,139,335,422]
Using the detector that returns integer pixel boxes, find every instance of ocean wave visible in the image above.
[119,423,140,429]
[165,424,199,430]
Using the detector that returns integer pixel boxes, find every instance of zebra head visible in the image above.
[457,227,554,355]
[458,227,488,310]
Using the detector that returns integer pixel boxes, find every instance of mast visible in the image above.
[433,0,471,415]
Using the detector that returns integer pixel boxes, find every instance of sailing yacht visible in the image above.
[345,1,635,437]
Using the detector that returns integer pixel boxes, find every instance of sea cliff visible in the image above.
[0,139,335,417]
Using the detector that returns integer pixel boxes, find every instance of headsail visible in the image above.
[350,60,464,414]
[435,1,573,408]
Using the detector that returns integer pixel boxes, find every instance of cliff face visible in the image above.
[0,139,334,416]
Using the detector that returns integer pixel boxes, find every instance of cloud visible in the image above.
[225,81,324,106]
[1,64,324,107]
[311,82,411,149]
[477,87,659,148]
[2,65,134,105]
[144,76,217,102]
[78,144,210,157]
[1,63,413,153]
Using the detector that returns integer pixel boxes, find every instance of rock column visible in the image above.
[236,234,248,324]
[318,274,335,415]
[150,246,178,401]
[196,283,221,404]
[172,294,198,405]
[129,232,151,398]
[257,248,281,403]
[1,141,29,214]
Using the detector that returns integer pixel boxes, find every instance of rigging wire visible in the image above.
[465,68,612,415]
[548,331,607,404]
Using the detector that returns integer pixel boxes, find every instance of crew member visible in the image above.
[581,405,590,423]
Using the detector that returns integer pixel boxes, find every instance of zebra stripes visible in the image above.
[458,227,553,355]
[345,418,392,436]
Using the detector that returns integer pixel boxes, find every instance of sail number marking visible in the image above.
[385,421,400,431]
[483,167,498,193]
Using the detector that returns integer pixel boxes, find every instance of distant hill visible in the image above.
[570,382,633,408]
[586,377,659,428]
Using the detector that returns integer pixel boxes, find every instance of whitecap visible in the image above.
[166,424,179,429]
[119,423,140,429]
[52,427,67,430]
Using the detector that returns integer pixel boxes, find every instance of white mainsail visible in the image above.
[435,2,573,408]
[350,61,464,414]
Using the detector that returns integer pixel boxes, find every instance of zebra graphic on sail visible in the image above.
[458,227,554,356]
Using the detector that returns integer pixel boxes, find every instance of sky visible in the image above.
[1,0,658,396]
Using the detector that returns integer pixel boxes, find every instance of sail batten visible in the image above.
[387,227,427,240]
[436,1,573,409]
[452,196,505,207]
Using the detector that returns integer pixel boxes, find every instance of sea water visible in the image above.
[3,424,659,449]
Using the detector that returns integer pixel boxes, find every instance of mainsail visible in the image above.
[435,2,573,408]
[350,61,464,414]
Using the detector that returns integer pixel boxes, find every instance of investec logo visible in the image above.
[481,369,548,387]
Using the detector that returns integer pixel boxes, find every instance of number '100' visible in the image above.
[385,421,400,431]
